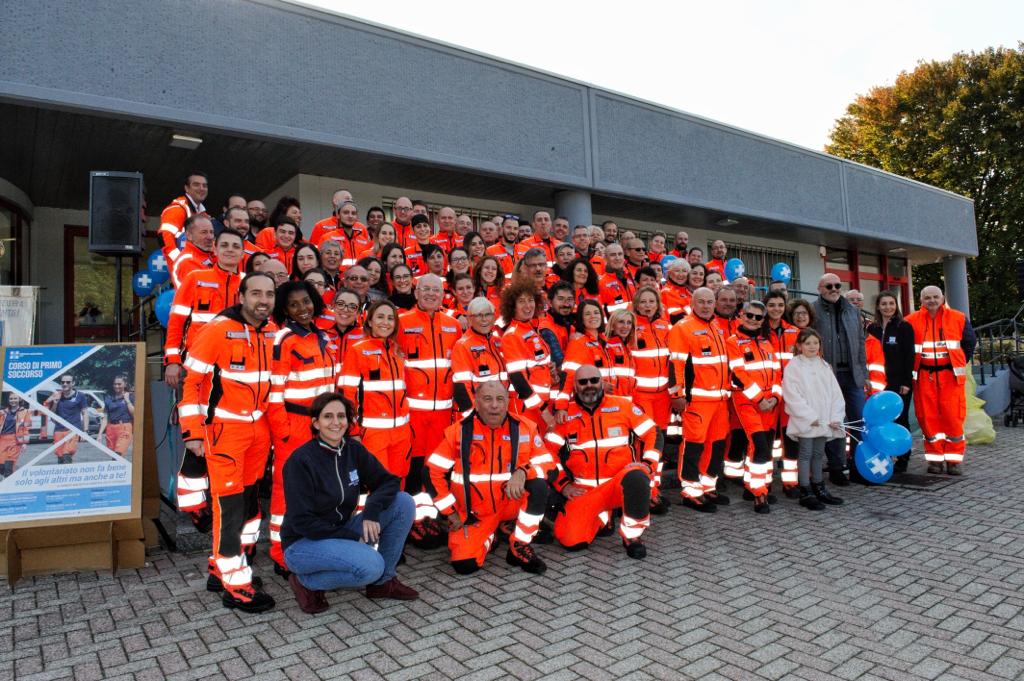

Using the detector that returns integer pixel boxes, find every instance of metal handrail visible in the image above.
[970,303,1024,386]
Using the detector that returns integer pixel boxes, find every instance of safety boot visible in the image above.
[681,495,717,513]
[798,487,825,511]
[222,586,275,613]
[704,491,730,506]
[506,539,547,574]
[927,462,944,475]
[753,494,771,514]
[946,463,962,476]
[812,483,844,506]
[622,538,647,560]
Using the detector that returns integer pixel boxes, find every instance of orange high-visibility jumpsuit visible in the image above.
[451,327,510,416]
[166,265,241,514]
[180,306,276,598]
[339,337,412,477]
[170,241,215,289]
[313,222,373,273]
[159,195,204,268]
[727,329,782,496]
[0,406,29,474]
[501,319,554,427]
[428,414,554,568]
[556,330,615,410]
[599,272,636,315]
[546,394,659,546]
[866,334,888,395]
[397,307,462,520]
[907,306,970,464]
[267,322,337,569]
[660,283,692,324]
[767,321,800,488]
[669,313,731,500]
[605,336,637,402]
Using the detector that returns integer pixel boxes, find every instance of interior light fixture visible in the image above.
[716,217,739,228]
[170,133,203,150]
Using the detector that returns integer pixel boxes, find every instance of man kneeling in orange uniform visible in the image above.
[546,364,660,559]
[427,381,555,575]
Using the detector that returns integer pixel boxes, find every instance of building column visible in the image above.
[943,255,971,319]
[554,190,592,232]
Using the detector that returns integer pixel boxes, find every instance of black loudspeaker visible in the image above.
[89,171,144,254]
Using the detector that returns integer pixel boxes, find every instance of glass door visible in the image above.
[63,226,135,343]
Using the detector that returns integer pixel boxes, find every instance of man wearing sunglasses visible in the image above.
[623,238,647,281]
[45,374,90,464]
[546,365,660,560]
[813,273,867,486]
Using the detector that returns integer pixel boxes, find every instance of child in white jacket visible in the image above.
[782,328,846,510]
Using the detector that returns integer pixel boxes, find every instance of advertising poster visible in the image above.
[0,343,144,527]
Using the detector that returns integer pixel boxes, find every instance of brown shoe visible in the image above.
[946,463,962,476]
[289,574,328,614]
[366,577,419,601]
[927,463,944,475]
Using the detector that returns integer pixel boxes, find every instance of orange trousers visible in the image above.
[363,424,413,478]
[0,435,23,464]
[914,369,966,463]
[678,400,730,498]
[635,391,671,430]
[205,420,270,593]
[448,493,543,567]
[53,430,79,457]
[104,422,133,454]
[555,467,652,547]
[269,412,310,569]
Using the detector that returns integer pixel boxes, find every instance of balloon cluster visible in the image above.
[131,249,175,328]
[853,391,912,484]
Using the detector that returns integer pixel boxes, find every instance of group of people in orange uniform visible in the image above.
[159,172,975,614]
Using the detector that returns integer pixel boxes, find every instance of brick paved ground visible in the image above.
[3,427,1024,681]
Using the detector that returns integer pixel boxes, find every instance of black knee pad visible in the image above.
[452,559,480,575]
[214,492,245,557]
[564,542,590,552]
[680,441,704,480]
[621,469,650,494]
[524,478,550,513]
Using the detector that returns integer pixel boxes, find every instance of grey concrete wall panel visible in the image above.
[591,93,847,231]
[0,0,591,186]
[844,165,978,255]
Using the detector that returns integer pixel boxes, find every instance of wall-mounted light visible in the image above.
[716,217,739,228]
[170,133,203,150]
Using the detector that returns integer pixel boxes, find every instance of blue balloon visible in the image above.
[660,254,677,267]
[154,289,175,327]
[770,262,793,285]
[854,440,893,485]
[147,249,171,285]
[863,390,903,425]
[132,269,156,297]
[724,258,745,281]
[865,422,913,458]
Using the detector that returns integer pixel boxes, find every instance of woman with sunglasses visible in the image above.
[339,300,412,480]
[267,281,338,575]
[554,299,614,419]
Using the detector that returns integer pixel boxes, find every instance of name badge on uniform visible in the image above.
[349,470,359,485]
[229,363,245,371]
[887,336,897,344]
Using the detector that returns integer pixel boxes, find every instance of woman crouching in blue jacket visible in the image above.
[281,392,418,613]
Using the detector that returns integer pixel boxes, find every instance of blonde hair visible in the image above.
[605,309,637,347]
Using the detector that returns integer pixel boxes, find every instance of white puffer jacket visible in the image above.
[782,354,847,440]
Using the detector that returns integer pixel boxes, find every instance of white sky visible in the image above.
[296,0,1022,151]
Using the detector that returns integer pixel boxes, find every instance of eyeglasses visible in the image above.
[450,256,469,264]
[630,247,646,252]
[469,312,495,319]
[575,377,602,386]
[823,283,842,291]
[744,313,765,321]
[395,206,412,212]
[334,302,359,311]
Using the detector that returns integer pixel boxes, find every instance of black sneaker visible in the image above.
[829,470,850,487]
[753,495,771,514]
[506,540,546,574]
[742,489,777,504]
[222,587,275,613]
[622,538,647,560]
[681,496,717,513]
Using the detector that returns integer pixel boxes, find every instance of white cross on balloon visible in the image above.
[152,255,167,272]
[137,274,152,288]
[779,265,791,279]
[868,455,889,477]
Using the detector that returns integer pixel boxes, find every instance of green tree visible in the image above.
[826,45,1024,323]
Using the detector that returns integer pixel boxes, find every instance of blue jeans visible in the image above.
[826,370,865,471]
[284,491,414,592]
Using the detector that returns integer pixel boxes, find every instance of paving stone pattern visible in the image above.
[3,427,1024,680]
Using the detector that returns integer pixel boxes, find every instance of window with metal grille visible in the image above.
[708,240,800,291]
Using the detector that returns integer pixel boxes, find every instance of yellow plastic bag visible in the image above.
[965,373,996,444]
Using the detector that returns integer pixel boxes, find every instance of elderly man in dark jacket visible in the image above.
[813,273,868,486]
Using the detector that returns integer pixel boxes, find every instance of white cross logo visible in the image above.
[137,273,152,288]
[868,455,889,477]
[736,263,745,277]
[151,255,167,272]
[779,265,791,279]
